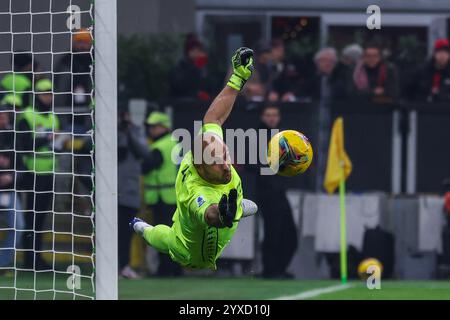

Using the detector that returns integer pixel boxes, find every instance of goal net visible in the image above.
[0,0,107,299]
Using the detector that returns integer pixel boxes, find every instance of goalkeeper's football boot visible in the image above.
[129,217,152,236]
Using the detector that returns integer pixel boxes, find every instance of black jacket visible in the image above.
[55,52,92,107]
[16,101,53,155]
[307,63,353,100]
[0,128,24,190]
[352,62,399,101]
[414,60,450,102]
[169,57,211,99]
[117,123,149,209]
[270,60,302,97]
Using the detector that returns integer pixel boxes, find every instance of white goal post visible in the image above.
[94,0,118,300]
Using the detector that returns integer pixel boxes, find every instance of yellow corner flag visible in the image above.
[323,117,352,194]
[323,117,352,284]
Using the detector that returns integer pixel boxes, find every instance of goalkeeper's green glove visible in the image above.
[218,189,238,228]
[227,47,254,91]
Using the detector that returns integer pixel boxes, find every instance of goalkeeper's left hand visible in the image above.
[218,189,238,228]
[227,47,254,91]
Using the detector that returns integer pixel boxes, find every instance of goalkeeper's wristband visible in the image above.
[227,73,247,91]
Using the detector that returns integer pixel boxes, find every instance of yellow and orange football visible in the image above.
[267,130,313,177]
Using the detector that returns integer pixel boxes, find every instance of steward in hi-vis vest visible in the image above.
[141,111,182,276]
[16,78,59,271]
[20,79,60,174]
[0,52,34,107]
[1,93,23,111]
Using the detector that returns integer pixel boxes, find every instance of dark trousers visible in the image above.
[258,191,298,277]
[150,201,182,277]
[22,173,53,270]
[118,205,137,270]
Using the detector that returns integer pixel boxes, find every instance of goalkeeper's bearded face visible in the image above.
[195,134,232,185]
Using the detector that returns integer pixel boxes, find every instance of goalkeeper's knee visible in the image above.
[143,224,172,254]
[241,199,258,218]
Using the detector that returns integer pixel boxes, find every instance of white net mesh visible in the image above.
[0,0,95,299]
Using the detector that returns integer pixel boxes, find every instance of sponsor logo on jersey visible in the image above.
[197,196,206,207]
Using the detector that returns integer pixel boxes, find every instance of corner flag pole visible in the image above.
[339,162,348,284]
[324,117,351,284]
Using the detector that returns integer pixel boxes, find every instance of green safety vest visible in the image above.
[1,93,23,109]
[22,106,60,174]
[1,73,31,93]
[144,133,179,205]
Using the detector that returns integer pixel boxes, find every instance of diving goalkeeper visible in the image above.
[130,47,257,270]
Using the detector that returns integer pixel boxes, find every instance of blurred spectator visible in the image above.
[330,45,362,100]
[0,93,23,112]
[310,48,339,190]
[240,43,271,102]
[16,78,60,270]
[353,42,398,102]
[340,44,363,67]
[441,178,450,272]
[415,39,450,102]
[0,52,35,108]
[0,104,24,271]
[314,48,338,76]
[169,35,212,100]
[254,42,273,86]
[256,105,297,279]
[316,47,356,98]
[141,111,182,277]
[444,178,450,226]
[55,28,93,111]
[56,30,95,199]
[117,107,149,279]
[331,44,363,99]
[267,39,301,102]
[309,47,354,99]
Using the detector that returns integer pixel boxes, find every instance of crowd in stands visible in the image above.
[168,35,450,104]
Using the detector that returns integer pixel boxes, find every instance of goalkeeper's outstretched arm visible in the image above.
[203,47,254,126]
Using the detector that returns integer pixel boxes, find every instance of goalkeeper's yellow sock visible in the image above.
[143,225,172,254]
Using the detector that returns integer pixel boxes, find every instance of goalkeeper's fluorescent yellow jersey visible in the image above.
[172,123,243,269]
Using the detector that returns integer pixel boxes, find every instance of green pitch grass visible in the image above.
[1,274,450,300]
[311,281,450,300]
[119,277,450,300]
